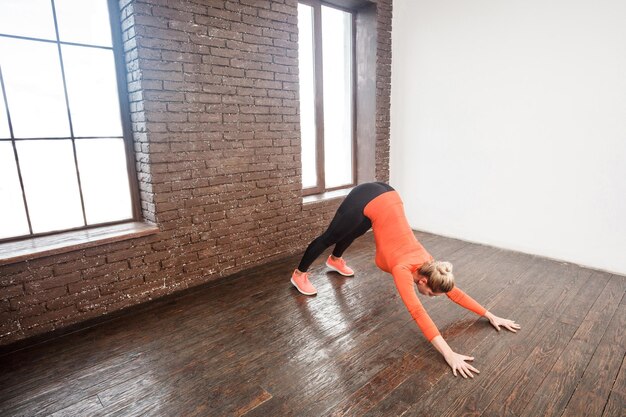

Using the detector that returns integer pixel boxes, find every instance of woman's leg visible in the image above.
[296,182,391,272]
[331,218,372,258]
[297,206,366,272]
[291,182,393,295]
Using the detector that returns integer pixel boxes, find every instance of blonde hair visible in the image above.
[419,261,455,293]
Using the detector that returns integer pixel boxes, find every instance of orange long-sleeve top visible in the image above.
[363,191,487,341]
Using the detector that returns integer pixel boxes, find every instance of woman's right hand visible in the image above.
[430,335,480,379]
[444,351,480,378]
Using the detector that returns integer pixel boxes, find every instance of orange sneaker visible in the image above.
[291,270,317,295]
[326,256,354,277]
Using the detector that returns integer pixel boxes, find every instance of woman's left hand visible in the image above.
[484,311,520,333]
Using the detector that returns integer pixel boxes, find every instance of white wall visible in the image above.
[390,0,626,275]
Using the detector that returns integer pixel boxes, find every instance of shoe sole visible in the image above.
[290,278,317,295]
[325,261,355,277]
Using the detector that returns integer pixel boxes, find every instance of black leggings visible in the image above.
[297,182,394,272]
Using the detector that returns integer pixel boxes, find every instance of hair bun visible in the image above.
[437,262,453,274]
[420,260,455,292]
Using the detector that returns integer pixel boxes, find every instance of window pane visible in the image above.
[76,139,132,224]
[0,0,56,40]
[0,142,29,239]
[17,140,84,233]
[62,45,122,137]
[0,38,70,138]
[55,0,113,47]
[297,4,317,189]
[0,84,10,138]
[322,6,353,189]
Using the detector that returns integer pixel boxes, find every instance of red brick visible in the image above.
[46,288,99,311]
[21,305,79,329]
[24,272,81,293]
[1,284,24,299]
[100,276,145,296]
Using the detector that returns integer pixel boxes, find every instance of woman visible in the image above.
[291,182,520,378]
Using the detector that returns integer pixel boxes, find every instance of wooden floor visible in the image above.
[0,231,624,416]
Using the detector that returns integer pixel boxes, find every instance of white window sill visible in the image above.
[0,222,159,266]
[303,187,353,205]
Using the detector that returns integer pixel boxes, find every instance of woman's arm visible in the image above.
[446,287,487,316]
[391,265,480,377]
[447,287,521,332]
[391,264,440,340]
[431,335,480,378]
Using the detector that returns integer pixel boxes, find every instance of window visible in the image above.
[298,1,356,196]
[0,0,137,242]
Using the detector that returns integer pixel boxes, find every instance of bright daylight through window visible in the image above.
[297,1,354,196]
[0,0,134,241]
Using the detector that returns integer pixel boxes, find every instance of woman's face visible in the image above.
[415,274,445,297]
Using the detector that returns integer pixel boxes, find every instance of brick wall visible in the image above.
[0,0,392,347]
[376,0,392,182]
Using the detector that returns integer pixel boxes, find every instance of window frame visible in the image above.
[299,0,358,197]
[0,0,141,244]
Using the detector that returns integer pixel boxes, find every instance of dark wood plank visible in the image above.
[0,233,623,417]
[602,353,626,417]
[326,350,429,417]
[518,274,626,417]
[94,377,272,417]
[429,265,599,417]
[470,270,611,417]
[479,270,612,417]
[46,396,103,417]
[561,300,626,417]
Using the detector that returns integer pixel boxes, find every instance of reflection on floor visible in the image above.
[0,231,624,416]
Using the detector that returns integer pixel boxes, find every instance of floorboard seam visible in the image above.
[558,280,626,417]
[600,351,625,417]
[448,274,569,416]
[320,342,409,416]
[473,271,594,417]
[516,275,619,417]
[96,393,104,408]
